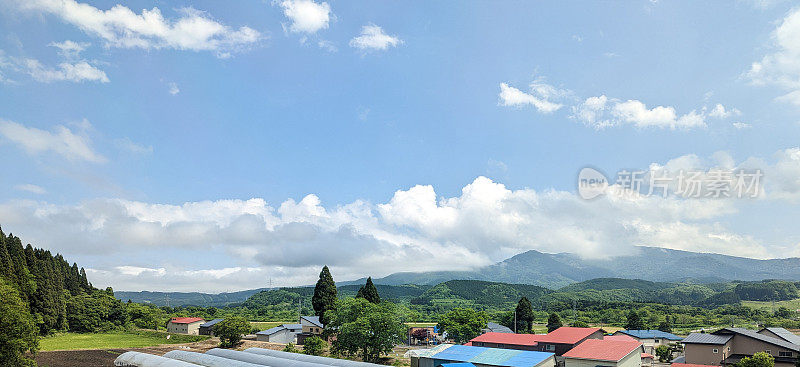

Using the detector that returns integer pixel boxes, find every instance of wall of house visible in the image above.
[256,329,296,344]
[729,335,795,359]
[166,321,201,335]
[564,350,640,367]
[684,342,730,366]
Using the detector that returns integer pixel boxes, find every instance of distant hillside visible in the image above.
[368,247,800,288]
[115,288,271,307]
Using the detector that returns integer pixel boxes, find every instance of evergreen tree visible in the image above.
[546,313,562,332]
[514,297,534,332]
[657,315,672,333]
[356,277,380,304]
[625,310,645,330]
[312,266,337,325]
[79,268,90,290]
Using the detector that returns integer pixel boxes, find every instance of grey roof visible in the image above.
[301,315,324,328]
[761,327,800,345]
[200,318,224,328]
[484,322,513,333]
[716,328,800,351]
[681,333,733,345]
[257,323,302,335]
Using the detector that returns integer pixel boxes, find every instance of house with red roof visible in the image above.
[563,339,643,367]
[469,327,605,356]
[166,317,205,335]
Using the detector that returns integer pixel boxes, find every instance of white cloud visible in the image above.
[746,7,800,104]
[733,122,752,129]
[280,0,331,35]
[168,82,180,95]
[0,118,107,163]
[498,82,564,113]
[48,40,89,59]
[708,103,741,118]
[23,58,109,83]
[349,24,402,51]
[573,96,717,129]
[317,40,337,52]
[14,184,47,195]
[19,0,261,56]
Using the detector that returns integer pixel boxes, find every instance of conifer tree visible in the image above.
[356,277,381,304]
[312,266,337,325]
[515,297,534,332]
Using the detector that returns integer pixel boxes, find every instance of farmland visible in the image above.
[38,330,208,351]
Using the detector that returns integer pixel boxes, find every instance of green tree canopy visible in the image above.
[657,315,672,333]
[327,297,405,363]
[736,352,775,367]
[356,277,381,304]
[515,297,534,332]
[213,317,250,348]
[437,308,488,344]
[303,335,326,356]
[546,313,563,332]
[0,279,39,367]
[625,310,645,330]
[312,266,337,325]
[655,345,672,362]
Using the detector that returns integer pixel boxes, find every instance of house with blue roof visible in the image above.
[256,323,302,344]
[612,330,683,354]
[413,344,555,367]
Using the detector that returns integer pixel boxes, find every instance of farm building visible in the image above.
[199,318,224,336]
[412,344,555,367]
[483,322,514,334]
[296,315,325,344]
[613,330,683,354]
[256,323,302,343]
[562,339,643,367]
[682,327,800,367]
[166,317,205,335]
[469,327,605,356]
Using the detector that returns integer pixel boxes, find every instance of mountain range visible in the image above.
[116,246,800,307]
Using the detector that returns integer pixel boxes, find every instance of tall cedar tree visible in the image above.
[515,297,534,332]
[356,277,381,304]
[625,310,645,330]
[312,266,337,325]
[546,313,563,332]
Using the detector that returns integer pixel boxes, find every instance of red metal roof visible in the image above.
[170,317,205,324]
[641,353,655,359]
[562,339,642,362]
[605,334,638,342]
[533,327,603,344]
[671,363,719,367]
[470,332,539,346]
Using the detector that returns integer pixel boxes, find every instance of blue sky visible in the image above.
[1,0,800,292]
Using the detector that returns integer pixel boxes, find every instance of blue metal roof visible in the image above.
[200,318,224,328]
[440,363,475,367]
[431,344,553,367]
[619,329,682,341]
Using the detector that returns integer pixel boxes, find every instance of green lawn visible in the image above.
[39,330,209,351]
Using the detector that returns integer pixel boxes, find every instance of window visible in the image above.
[546,344,556,351]
[765,350,771,355]
[713,349,719,353]
[779,352,793,357]
[655,339,660,343]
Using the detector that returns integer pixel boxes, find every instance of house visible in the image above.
[483,322,514,334]
[531,327,606,356]
[413,344,556,367]
[301,315,324,335]
[409,326,439,345]
[256,323,302,343]
[682,327,800,367]
[199,319,224,336]
[613,330,683,354]
[166,317,205,335]
[562,339,643,367]
[671,363,720,367]
[469,327,605,356]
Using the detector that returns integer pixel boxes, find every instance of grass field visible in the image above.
[39,330,209,351]
[742,298,800,312]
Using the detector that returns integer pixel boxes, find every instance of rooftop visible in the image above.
[485,322,514,334]
[471,332,540,346]
[200,319,224,328]
[618,329,683,341]
[431,344,554,367]
[760,327,800,345]
[169,317,205,324]
[681,333,732,345]
[562,339,642,362]
[534,327,604,345]
[301,315,324,328]
[715,327,800,351]
[257,323,302,335]
[605,335,637,342]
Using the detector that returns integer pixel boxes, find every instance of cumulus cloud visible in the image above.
[19,0,261,56]
[746,7,800,105]
[572,96,739,130]
[498,81,565,113]
[23,58,109,83]
[280,0,331,35]
[49,40,89,59]
[0,119,107,163]
[349,24,402,51]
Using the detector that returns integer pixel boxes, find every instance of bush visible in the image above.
[213,317,250,348]
[283,343,300,353]
[303,335,326,356]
